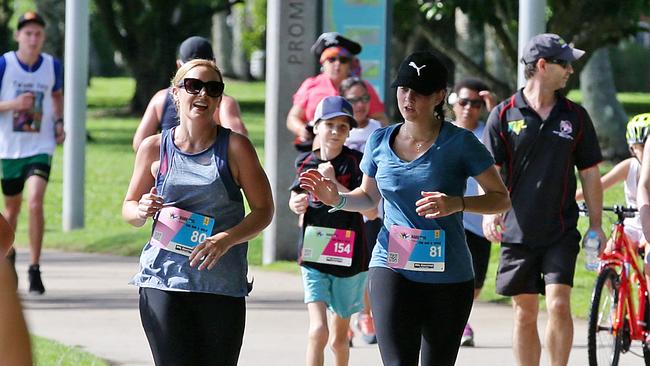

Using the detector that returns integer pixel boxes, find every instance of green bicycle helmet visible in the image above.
[626,113,650,145]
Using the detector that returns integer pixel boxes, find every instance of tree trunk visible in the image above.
[454,8,484,82]
[230,4,250,80]
[484,24,514,99]
[212,12,235,78]
[580,47,628,160]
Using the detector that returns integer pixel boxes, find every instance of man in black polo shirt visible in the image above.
[482,33,605,366]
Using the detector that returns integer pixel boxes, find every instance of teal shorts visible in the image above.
[300,266,367,318]
[1,154,52,196]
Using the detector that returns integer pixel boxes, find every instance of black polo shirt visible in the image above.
[483,89,602,247]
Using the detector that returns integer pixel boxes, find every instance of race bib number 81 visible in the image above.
[387,225,445,272]
[150,206,215,256]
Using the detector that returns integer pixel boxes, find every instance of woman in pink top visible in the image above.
[287,32,388,151]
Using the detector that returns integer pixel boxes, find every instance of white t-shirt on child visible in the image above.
[624,158,645,244]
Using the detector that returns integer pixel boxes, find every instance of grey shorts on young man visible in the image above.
[496,232,581,296]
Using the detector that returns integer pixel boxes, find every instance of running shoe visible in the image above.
[356,313,378,344]
[28,264,45,294]
[460,323,474,347]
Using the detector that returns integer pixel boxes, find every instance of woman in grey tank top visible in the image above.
[122,59,274,366]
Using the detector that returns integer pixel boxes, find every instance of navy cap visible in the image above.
[17,11,45,30]
[521,33,585,64]
[311,32,362,57]
[179,36,214,63]
[391,51,448,96]
[310,96,357,128]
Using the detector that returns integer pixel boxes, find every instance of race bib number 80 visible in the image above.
[150,206,215,256]
[387,225,445,272]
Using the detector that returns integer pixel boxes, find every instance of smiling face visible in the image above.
[342,84,370,126]
[173,65,223,122]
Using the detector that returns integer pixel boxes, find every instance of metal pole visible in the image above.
[517,0,546,88]
[62,0,89,231]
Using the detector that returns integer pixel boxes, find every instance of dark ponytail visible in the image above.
[434,101,445,121]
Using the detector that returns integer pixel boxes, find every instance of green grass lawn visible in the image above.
[32,336,108,366]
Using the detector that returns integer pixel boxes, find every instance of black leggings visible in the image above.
[139,287,246,366]
[368,267,474,366]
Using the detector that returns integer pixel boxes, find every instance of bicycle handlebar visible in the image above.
[578,203,638,219]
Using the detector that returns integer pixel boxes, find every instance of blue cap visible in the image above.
[310,96,357,128]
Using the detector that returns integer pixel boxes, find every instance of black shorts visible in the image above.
[496,234,580,296]
[465,230,491,289]
[1,154,51,196]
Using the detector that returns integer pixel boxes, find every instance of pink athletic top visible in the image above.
[292,73,384,123]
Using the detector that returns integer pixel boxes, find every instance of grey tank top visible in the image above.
[131,126,248,297]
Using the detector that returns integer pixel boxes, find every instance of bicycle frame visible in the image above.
[599,215,649,343]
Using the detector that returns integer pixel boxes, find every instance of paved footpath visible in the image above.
[15,250,647,365]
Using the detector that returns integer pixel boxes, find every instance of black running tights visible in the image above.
[368,267,474,366]
[139,287,245,366]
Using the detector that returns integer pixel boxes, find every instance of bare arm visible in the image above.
[576,159,628,201]
[0,92,33,113]
[189,134,274,270]
[0,261,32,366]
[0,214,14,256]
[639,143,650,240]
[416,165,510,219]
[52,90,65,144]
[287,105,313,142]
[299,170,381,212]
[579,165,606,244]
[217,95,248,136]
[133,89,166,152]
[122,135,163,227]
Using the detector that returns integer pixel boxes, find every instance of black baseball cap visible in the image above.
[17,11,45,30]
[521,33,585,64]
[310,96,357,129]
[311,32,362,57]
[390,51,448,96]
[178,36,214,63]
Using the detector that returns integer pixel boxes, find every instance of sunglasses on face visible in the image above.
[457,98,483,109]
[180,78,224,98]
[346,95,370,104]
[545,58,571,69]
[325,56,351,64]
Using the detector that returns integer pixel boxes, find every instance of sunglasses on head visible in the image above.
[181,78,224,98]
[544,58,571,68]
[325,56,351,64]
[457,97,483,109]
[346,95,370,104]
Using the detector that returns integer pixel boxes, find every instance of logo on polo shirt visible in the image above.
[508,119,527,135]
[553,120,574,140]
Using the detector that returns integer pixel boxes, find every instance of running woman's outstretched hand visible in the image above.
[299,169,340,206]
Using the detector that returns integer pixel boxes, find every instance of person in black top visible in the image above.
[289,96,369,366]
[482,33,605,366]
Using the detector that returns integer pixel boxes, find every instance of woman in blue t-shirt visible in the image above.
[299,51,510,366]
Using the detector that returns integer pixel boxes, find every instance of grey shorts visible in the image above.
[496,233,580,296]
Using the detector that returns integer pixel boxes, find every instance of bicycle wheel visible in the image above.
[588,267,622,366]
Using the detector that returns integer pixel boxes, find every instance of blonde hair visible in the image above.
[170,59,223,109]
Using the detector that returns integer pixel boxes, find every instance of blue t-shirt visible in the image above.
[462,122,486,237]
[361,122,494,284]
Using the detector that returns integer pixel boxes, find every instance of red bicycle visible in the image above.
[586,205,650,365]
